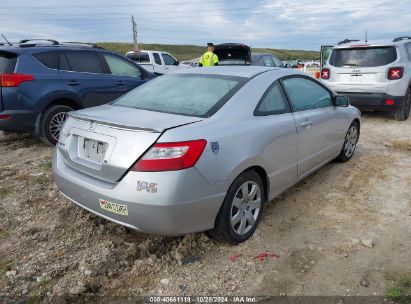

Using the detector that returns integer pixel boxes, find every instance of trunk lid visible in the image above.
[214,43,251,65]
[57,104,203,182]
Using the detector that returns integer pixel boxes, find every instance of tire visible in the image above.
[209,170,265,244]
[40,105,73,146]
[393,89,411,121]
[336,121,359,162]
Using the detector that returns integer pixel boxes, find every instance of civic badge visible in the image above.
[210,141,220,154]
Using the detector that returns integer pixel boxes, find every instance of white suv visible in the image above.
[321,37,411,120]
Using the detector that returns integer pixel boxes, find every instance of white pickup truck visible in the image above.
[125,50,191,75]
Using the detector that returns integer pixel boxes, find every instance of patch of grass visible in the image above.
[0,185,12,199]
[34,174,51,186]
[39,158,52,171]
[0,262,12,279]
[386,276,411,303]
[27,295,40,304]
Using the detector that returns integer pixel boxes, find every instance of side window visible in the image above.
[58,53,70,71]
[282,77,333,111]
[262,56,275,67]
[255,82,289,116]
[153,53,162,65]
[162,53,177,66]
[271,56,283,67]
[126,53,150,63]
[64,51,105,74]
[103,54,142,77]
[33,52,58,69]
[405,43,411,60]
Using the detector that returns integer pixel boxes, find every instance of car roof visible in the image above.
[0,44,114,55]
[334,39,410,49]
[172,66,298,78]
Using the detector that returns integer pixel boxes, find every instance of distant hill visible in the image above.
[97,42,320,61]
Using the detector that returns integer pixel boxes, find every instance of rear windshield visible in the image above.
[126,52,150,63]
[0,51,17,73]
[218,60,249,65]
[113,74,246,117]
[329,46,397,67]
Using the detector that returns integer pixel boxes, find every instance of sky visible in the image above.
[1,0,411,51]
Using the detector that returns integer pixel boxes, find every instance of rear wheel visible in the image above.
[336,121,359,162]
[209,170,265,244]
[393,89,411,121]
[40,105,73,146]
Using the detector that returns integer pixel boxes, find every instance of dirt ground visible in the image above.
[0,112,410,303]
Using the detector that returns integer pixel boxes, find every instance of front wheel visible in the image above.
[40,105,73,146]
[209,170,265,244]
[336,121,359,162]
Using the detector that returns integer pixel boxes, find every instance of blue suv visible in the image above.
[0,39,153,145]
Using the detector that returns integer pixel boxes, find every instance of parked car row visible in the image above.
[1,37,408,244]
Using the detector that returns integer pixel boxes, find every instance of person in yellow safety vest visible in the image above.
[199,42,219,67]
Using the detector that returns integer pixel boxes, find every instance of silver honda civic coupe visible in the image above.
[53,66,360,244]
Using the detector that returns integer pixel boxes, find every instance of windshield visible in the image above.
[329,46,397,67]
[113,74,246,117]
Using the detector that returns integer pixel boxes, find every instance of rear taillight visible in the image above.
[0,114,11,120]
[388,67,403,80]
[321,68,330,79]
[0,73,34,87]
[131,139,207,172]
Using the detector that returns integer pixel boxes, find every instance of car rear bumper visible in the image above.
[0,110,38,132]
[52,149,227,235]
[336,92,403,111]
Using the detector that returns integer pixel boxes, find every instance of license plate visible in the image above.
[78,137,108,164]
[99,199,128,216]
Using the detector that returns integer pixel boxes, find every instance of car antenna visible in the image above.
[1,34,12,46]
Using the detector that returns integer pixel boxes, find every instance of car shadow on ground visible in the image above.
[0,132,44,150]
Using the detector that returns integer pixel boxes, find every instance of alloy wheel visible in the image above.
[230,181,261,236]
[344,124,358,158]
[49,112,67,142]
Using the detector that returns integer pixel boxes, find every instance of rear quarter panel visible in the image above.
[3,53,64,112]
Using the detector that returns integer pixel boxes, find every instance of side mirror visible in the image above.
[174,60,180,66]
[335,95,349,107]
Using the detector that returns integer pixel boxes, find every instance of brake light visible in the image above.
[0,114,11,120]
[321,68,330,79]
[385,99,395,105]
[0,73,34,87]
[388,67,403,80]
[131,139,207,172]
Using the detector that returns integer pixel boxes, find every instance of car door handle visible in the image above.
[66,80,80,86]
[300,121,312,128]
[116,80,125,86]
